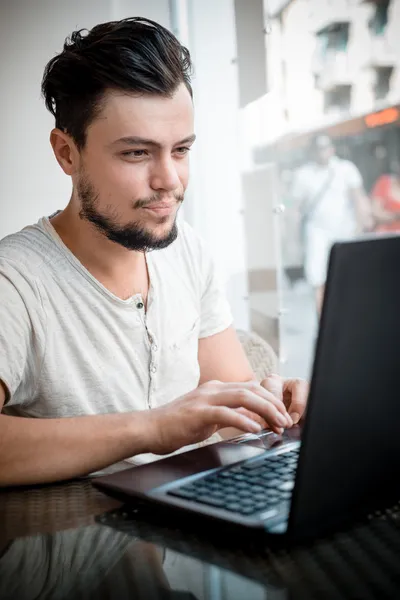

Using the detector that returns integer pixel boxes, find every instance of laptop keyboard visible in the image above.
[168,447,300,517]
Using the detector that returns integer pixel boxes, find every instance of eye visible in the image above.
[121,149,148,158]
[174,147,191,156]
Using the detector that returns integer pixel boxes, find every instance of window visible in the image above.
[316,22,350,60]
[374,66,393,100]
[368,0,391,36]
[324,85,352,113]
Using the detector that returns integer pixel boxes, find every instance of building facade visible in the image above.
[264,0,400,140]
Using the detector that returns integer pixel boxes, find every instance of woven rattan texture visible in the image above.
[0,479,120,539]
[236,329,278,379]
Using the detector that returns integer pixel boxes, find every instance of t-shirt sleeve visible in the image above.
[345,161,363,190]
[0,260,46,405]
[198,240,233,339]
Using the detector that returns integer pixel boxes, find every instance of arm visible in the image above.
[198,326,254,385]
[350,187,374,232]
[0,377,296,487]
[371,196,396,223]
[0,381,151,486]
[346,162,374,232]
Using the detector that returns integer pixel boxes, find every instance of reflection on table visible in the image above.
[1,478,400,599]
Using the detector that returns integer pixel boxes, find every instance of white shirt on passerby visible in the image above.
[293,155,362,236]
[292,156,363,286]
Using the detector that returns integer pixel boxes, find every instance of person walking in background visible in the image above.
[291,135,373,314]
[371,160,400,234]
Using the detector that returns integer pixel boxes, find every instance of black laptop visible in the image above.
[94,235,400,540]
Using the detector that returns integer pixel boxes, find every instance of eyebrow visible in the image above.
[113,134,196,148]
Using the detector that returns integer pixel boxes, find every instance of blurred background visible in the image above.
[1,0,399,379]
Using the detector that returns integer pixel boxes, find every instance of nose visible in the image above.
[149,157,181,192]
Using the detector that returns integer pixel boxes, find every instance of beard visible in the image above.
[77,173,183,252]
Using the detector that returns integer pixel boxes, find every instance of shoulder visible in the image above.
[0,220,54,275]
[336,158,360,174]
[0,220,57,304]
[336,158,362,184]
[372,174,391,195]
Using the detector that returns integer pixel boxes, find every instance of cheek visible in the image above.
[101,161,150,198]
[177,159,190,188]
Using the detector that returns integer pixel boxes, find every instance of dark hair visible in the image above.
[41,17,193,148]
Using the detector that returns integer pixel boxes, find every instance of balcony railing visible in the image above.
[313,50,353,91]
[363,35,396,69]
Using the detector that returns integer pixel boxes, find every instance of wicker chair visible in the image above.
[236,329,278,380]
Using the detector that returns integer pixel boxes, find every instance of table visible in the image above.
[1,478,400,599]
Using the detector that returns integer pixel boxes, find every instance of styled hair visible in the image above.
[41,17,193,148]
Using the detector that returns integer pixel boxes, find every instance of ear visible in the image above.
[50,128,80,176]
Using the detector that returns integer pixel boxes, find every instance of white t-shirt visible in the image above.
[292,156,363,235]
[0,217,232,466]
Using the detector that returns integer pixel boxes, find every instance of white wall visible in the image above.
[184,0,249,328]
[0,0,171,240]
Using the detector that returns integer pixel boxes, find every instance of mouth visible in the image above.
[142,202,177,217]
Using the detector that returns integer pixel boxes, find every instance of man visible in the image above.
[0,18,308,486]
[292,135,373,313]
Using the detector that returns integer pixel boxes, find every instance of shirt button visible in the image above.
[152,344,158,351]
[137,302,144,309]
[151,365,157,373]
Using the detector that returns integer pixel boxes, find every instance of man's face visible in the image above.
[314,144,335,166]
[75,83,195,251]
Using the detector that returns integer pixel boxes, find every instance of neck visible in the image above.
[50,201,146,283]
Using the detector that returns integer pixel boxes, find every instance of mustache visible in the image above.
[134,192,184,210]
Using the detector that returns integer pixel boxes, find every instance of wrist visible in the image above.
[127,409,158,455]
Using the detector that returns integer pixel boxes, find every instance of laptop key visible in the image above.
[265,478,281,488]
[169,488,197,500]
[225,494,237,503]
[241,506,257,515]
[277,480,295,492]
[225,502,243,513]
[196,495,225,508]
[251,485,265,493]
[242,458,268,470]
[280,491,293,500]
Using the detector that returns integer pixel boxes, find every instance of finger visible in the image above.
[235,407,269,429]
[223,381,289,418]
[261,376,292,427]
[212,389,288,434]
[209,406,277,435]
[261,374,283,401]
[283,379,309,424]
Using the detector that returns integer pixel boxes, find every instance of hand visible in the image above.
[261,374,309,425]
[145,380,293,456]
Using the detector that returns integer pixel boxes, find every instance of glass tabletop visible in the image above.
[1,478,400,600]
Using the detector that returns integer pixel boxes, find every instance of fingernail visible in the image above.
[290,412,300,425]
[251,422,262,432]
[274,426,284,435]
[286,414,293,428]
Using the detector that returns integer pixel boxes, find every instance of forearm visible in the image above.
[0,411,151,486]
[371,199,394,223]
[353,190,373,230]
